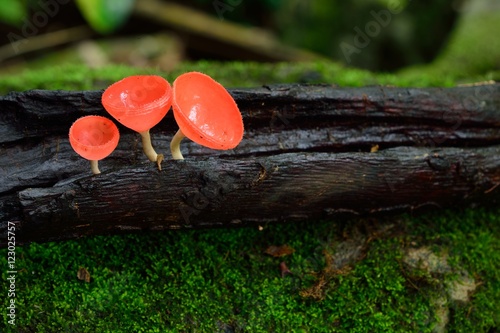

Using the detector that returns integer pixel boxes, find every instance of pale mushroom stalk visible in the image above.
[139,130,164,169]
[90,160,101,175]
[170,129,186,160]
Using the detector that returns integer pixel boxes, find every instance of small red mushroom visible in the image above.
[101,75,172,169]
[69,115,120,174]
[170,72,244,159]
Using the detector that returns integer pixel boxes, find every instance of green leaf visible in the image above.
[75,0,135,34]
[0,0,27,26]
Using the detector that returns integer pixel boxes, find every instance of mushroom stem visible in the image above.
[139,130,158,162]
[139,130,163,170]
[90,160,100,175]
[170,129,186,160]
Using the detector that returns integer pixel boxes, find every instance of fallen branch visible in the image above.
[0,83,499,246]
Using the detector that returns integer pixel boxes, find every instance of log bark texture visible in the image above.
[1,83,499,247]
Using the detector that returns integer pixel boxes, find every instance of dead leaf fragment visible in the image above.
[77,267,91,283]
[280,261,292,278]
[265,244,295,257]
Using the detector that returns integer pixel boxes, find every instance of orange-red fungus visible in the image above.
[101,75,172,132]
[101,75,172,168]
[170,72,243,159]
[69,115,119,174]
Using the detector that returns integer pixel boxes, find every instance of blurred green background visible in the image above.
[0,0,468,72]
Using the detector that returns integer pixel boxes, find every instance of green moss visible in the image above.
[1,207,499,332]
[406,209,500,332]
[0,58,497,96]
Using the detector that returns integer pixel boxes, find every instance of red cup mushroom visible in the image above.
[170,72,244,159]
[69,115,120,174]
[101,75,172,169]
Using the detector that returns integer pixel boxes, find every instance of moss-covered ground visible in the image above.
[1,206,499,332]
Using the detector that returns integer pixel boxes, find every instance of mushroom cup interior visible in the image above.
[102,75,172,133]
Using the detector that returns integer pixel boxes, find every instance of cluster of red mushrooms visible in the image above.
[69,72,244,174]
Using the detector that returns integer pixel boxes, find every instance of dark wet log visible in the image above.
[0,83,499,247]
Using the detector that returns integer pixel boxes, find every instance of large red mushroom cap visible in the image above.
[172,72,243,150]
[101,75,172,133]
[69,115,120,161]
